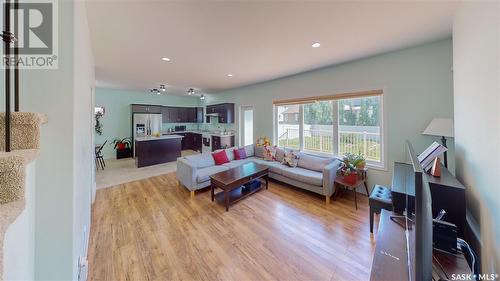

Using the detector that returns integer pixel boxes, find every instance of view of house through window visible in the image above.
[276,95,383,165]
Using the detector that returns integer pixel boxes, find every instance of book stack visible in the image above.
[418,141,448,172]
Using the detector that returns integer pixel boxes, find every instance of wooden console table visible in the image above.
[370,210,472,281]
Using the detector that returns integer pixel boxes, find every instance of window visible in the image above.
[276,104,300,150]
[275,93,384,167]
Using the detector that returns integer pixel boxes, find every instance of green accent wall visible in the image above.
[205,39,455,189]
[95,88,201,158]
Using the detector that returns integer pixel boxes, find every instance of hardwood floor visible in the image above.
[88,172,377,281]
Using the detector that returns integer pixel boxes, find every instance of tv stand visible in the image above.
[370,210,472,281]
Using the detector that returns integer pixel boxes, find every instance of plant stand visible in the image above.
[116,147,131,159]
[334,168,369,210]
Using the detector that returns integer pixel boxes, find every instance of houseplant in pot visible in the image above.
[337,153,366,184]
[111,137,132,159]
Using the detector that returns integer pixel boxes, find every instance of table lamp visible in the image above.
[422,118,454,168]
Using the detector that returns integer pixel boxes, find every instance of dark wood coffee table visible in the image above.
[210,162,269,211]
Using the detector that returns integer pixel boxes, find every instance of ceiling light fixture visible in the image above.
[159,84,166,92]
[200,94,205,100]
[227,74,233,77]
[312,42,321,48]
[187,88,195,95]
[150,88,160,95]
[161,57,171,62]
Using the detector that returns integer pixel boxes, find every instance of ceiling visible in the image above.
[86,1,457,96]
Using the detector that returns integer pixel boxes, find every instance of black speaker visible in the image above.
[433,219,457,254]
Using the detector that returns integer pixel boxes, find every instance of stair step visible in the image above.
[0,112,48,151]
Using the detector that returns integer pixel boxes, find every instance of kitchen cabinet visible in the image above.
[165,132,202,151]
[205,103,234,123]
[212,135,235,151]
[134,104,204,124]
[131,104,162,114]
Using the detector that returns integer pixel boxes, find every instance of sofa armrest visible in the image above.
[323,160,341,196]
[176,158,197,191]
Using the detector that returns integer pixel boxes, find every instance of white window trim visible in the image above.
[274,94,386,170]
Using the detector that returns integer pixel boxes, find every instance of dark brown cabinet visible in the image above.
[212,135,235,151]
[131,104,162,114]
[165,132,202,152]
[205,103,234,123]
[133,104,204,124]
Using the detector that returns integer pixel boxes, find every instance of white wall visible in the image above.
[206,39,455,189]
[73,0,95,280]
[20,1,75,279]
[453,1,500,272]
[3,162,36,281]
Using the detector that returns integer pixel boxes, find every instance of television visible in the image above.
[406,141,433,281]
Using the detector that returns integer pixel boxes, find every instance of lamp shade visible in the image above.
[422,118,454,138]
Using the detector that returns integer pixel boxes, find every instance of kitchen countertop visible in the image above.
[163,130,235,137]
[135,135,184,142]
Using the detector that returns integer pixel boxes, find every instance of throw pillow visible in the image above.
[263,145,277,161]
[238,147,247,159]
[233,147,247,160]
[282,151,300,167]
[212,150,229,165]
[233,148,241,160]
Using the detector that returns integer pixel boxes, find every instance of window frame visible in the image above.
[273,92,386,170]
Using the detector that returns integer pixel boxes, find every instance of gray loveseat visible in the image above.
[176,145,341,203]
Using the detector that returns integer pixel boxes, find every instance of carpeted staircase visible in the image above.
[0,112,47,280]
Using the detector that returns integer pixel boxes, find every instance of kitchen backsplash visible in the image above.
[162,117,236,132]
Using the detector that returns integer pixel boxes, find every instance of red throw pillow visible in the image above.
[233,149,241,160]
[212,150,229,165]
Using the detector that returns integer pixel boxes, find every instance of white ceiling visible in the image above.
[86,1,457,96]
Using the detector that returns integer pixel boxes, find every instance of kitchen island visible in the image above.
[135,135,183,168]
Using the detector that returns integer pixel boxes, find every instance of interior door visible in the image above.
[240,106,254,146]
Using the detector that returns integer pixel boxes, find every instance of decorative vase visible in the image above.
[117,143,126,150]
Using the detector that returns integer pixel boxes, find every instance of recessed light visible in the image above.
[227,74,234,77]
[312,42,321,48]
[161,57,171,62]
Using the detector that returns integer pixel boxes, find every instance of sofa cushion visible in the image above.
[275,148,287,162]
[297,153,334,172]
[255,145,265,158]
[225,147,236,161]
[196,165,229,183]
[253,159,286,175]
[281,167,323,186]
[184,153,215,168]
[222,159,254,169]
[212,150,229,165]
[244,144,255,157]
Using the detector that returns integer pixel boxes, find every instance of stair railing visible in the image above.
[2,0,20,152]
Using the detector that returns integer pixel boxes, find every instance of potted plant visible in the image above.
[337,153,366,184]
[111,137,132,159]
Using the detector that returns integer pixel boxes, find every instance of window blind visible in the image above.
[273,89,383,105]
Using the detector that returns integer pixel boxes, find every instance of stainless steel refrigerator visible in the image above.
[132,113,162,157]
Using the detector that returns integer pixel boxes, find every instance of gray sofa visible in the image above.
[176,145,341,203]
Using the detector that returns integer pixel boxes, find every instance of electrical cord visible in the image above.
[457,238,475,279]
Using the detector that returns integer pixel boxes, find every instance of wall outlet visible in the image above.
[78,256,88,281]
